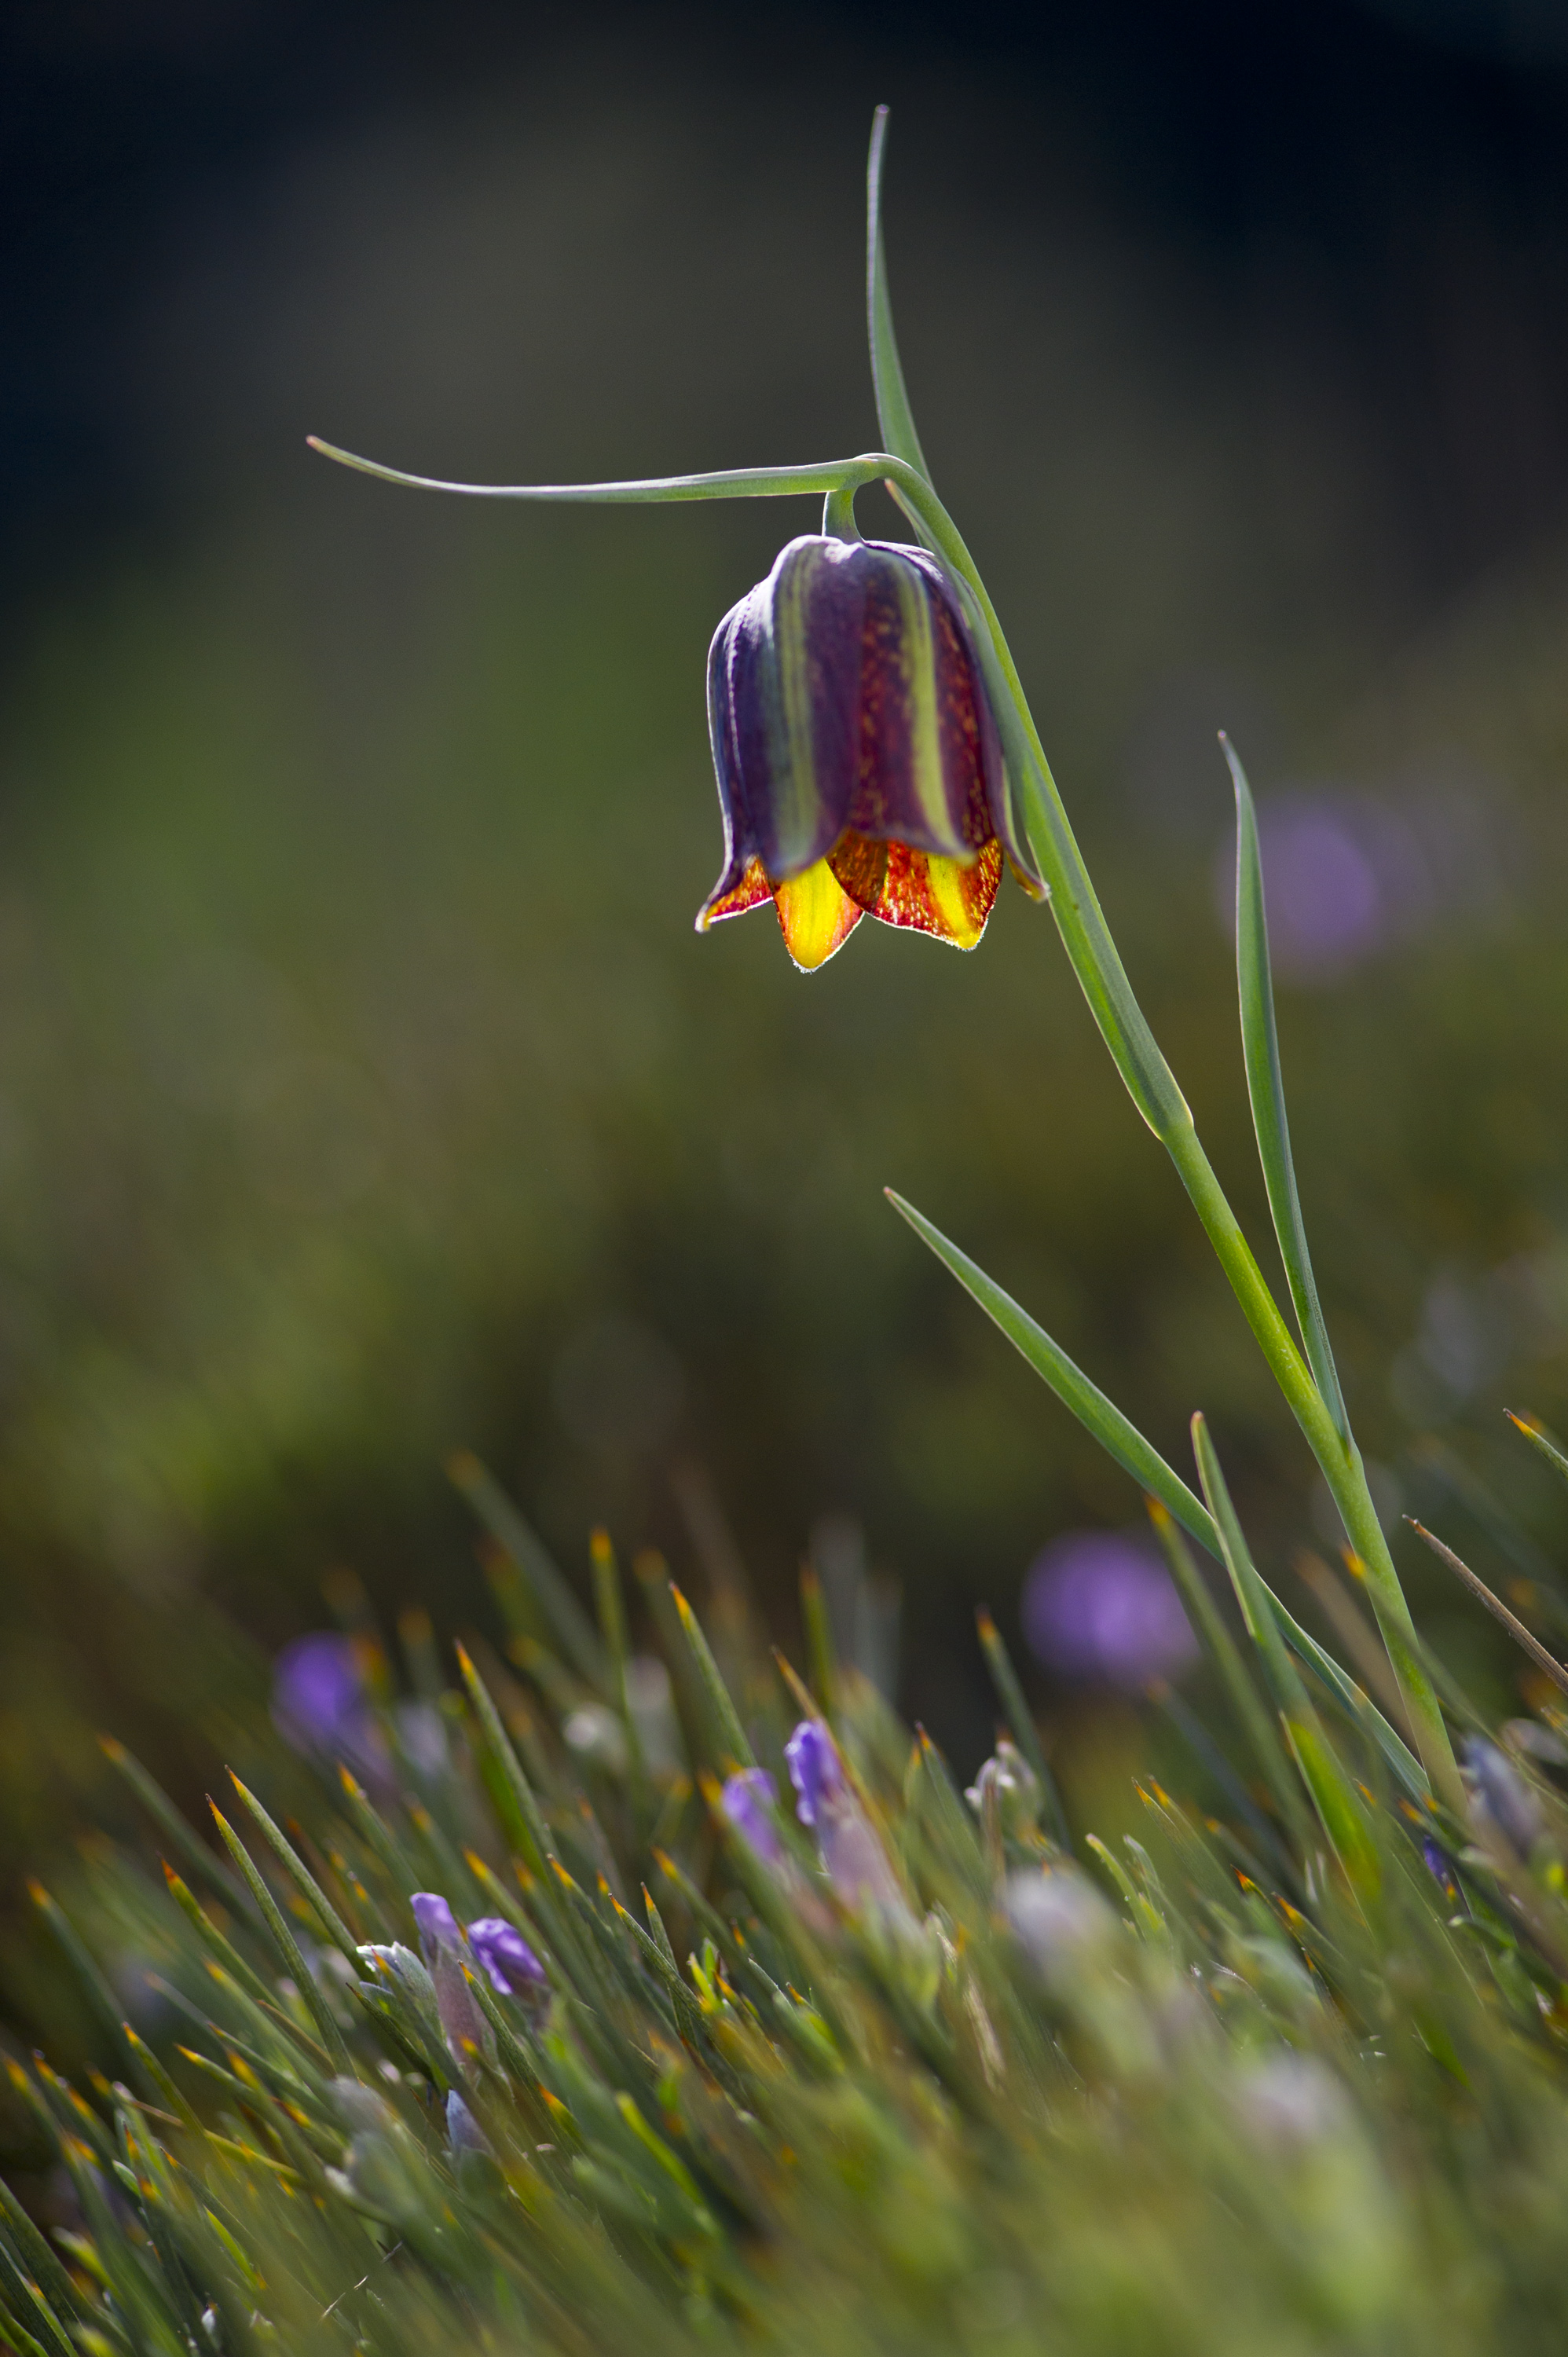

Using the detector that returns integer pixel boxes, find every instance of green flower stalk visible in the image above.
[309,107,1459,1805]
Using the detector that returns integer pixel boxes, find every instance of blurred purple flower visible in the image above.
[273,1633,376,1767]
[1022,1532,1197,1690]
[784,1721,907,1919]
[1464,1736,1542,1857]
[1214,790,1411,981]
[720,1769,784,1865]
[466,1917,546,1997]
[1420,1837,1458,1902]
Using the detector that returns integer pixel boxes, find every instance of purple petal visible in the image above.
[466,1916,546,1996]
[784,1721,842,1828]
[719,1769,782,1865]
[409,1892,461,1956]
[272,1633,365,1754]
[1022,1532,1197,1690]
[844,545,996,863]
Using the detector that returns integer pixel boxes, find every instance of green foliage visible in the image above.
[9,1534,1568,2355]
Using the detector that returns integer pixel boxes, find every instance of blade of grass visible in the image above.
[590,1529,647,1795]
[1508,1409,1568,1494]
[26,1884,163,2104]
[1273,1600,1432,1809]
[1407,1518,1568,1701]
[800,1567,840,1728]
[886,1190,1218,1556]
[669,1584,757,1772]
[225,1773,360,1967]
[452,1644,595,1990]
[1191,1417,1380,1903]
[1145,1680,1291,1881]
[447,1451,606,1691]
[973,1609,1070,1847]
[1144,1500,1304,1839]
[98,1737,259,1929]
[1223,737,1347,1440]
[1295,1551,1414,1738]
[207,1806,351,2072]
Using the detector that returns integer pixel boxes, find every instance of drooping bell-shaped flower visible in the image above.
[698,532,1038,970]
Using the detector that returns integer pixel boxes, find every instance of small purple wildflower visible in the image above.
[784,1722,841,1828]
[273,1633,373,1764]
[1022,1533,1196,1690]
[784,1721,907,1919]
[1421,1837,1458,1903]
[466,1917,546,1996]
[720,1769,783,1864]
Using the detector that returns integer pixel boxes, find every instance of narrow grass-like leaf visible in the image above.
[590,1528,647,1791]
[1265,1596,1431,1808]
[865,106,932,488]
[1224,737,1348,1440]
[452,1643,595,1989]
[27,1883,163,2104]
[452,1643,554,1878]
[1192,1417,1380,1902]
[226,1772,360,1966]
[1145,1499,1304,1840]
[161,1864,288,2018]
[1408,1517,1568,1700]
[207,1806,351,2071]
[1147,1681,1291,1878]
[0,2181,83,2331]
[974,1609,1070,1846]
[800,1567,840,1726]
[886,1190,1218,1555]
[0,2243,70,2357]
[669,1583,757,1771]
[1508,1408,1568,1492]
[98,1737,258,1928]
[449,1452,606,1690]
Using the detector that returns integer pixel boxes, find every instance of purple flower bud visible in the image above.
[720,1769,783,1864]
[465,1917,546,1997]
[409,1893,491,2073]
[784,1722,841,1828]
[409,1892,461,1956]
[698,533,1041,971]
[784,1721,907,1919]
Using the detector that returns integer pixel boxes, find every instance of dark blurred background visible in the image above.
[5,0,1568,1891]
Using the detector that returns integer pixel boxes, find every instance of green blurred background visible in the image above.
[5,0,1568,1896]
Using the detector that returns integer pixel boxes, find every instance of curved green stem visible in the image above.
[306,423,1459,1803]
[306,438,886,508]
[874,453,1460,1805]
